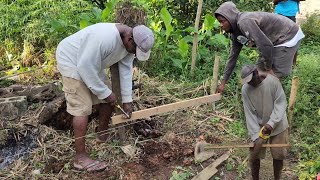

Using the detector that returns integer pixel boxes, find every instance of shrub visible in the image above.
[290,44,320,179]
[301,13,320,44]
[0,0,94,66]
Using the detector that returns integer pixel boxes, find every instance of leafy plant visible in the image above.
[79,0,117,29]
[301,13,320,45]
[169,166,192,180]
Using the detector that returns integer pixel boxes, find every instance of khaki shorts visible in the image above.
[62,76,111,116]
[250,129,289,160]
[256,41,301,78]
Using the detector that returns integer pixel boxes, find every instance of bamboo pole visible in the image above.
[210,54,220,110]
[288,76,299,130]
[190,0,203,75]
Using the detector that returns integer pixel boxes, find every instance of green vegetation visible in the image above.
[0,0,319,179]
[291,44,320,179]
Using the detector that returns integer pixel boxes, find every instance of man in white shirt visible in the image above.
[56,23,154,172]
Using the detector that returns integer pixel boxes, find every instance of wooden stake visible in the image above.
[110,63,126,140]
[112,94,221,125]
[210,54,220,109]
[288,76,298,129]
[191,0,203,75]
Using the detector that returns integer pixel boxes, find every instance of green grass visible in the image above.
[289,44,320,179]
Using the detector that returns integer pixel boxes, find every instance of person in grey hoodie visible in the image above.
[56,23,154,172]
[241,65,289,180]
[215,1,304,93]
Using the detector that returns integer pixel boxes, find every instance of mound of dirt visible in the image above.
[122,138,194,179]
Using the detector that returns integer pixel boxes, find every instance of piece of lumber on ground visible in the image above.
[112,94,221,125]
[204,143,290,149]
[191,151,230,180]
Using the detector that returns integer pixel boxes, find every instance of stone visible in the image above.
[0,96,27,120]
[31,169,41,175]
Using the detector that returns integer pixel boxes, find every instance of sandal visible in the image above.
[74,160,107,172]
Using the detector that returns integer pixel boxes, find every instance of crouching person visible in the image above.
[56,23,154,172]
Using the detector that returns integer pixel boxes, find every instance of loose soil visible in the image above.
[0,80,300,179]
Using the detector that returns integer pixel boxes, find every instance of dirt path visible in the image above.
[297,0,320,24]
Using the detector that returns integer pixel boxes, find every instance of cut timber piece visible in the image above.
[191,151,230,180]
[112,94,221,125]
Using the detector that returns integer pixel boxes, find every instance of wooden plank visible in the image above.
[191,151,230,180]
[112,94,221,125]
[204,143,290,150]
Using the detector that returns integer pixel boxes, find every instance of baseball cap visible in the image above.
[133,25,155,61]
[241,65,256,84]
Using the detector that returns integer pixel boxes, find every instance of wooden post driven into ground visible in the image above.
[190,0,203,75]
[210,54,220,110]
[112,94,221,125]
[110,63,126,140]
[288,76,299,130]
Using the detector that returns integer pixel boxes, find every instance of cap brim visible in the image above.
[241,73,253,84]
[136,48,151,61]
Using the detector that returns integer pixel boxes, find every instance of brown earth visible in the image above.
[0,79,300,179]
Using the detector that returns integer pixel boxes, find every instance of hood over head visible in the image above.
[214,1,240,33]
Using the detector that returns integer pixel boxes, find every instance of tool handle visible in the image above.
[116,104,130,118]
[204,144,290,149]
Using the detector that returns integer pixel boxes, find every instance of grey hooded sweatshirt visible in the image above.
[215,2,299,81]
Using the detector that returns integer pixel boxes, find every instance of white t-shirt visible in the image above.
[56,23,134,102]
[274,27,305,47]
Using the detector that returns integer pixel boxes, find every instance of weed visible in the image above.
[170,166,193,180]
[301,13,320,44]
[227,121,247,138]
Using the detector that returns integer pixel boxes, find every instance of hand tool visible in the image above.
[116,104,130,118]
[194,141,290,162]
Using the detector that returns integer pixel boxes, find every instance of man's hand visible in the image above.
[262,124,273,136]
[216,80,226,94]
[104,93,116,106]
[122,102,133,119]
